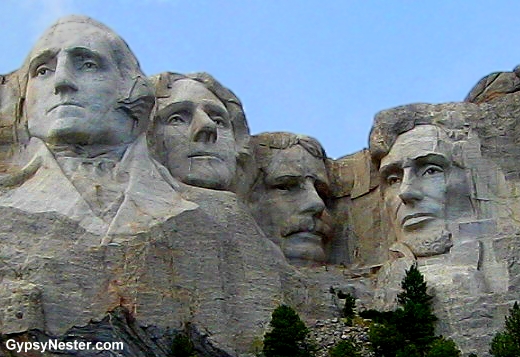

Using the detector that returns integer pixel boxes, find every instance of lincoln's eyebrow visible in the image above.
[379,162,402,177]
[28,49,58,73]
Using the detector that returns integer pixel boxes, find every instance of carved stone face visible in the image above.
[250,145,330,264]
[379,125,468,256]
[24,21,135,146]
[153,79,237,190]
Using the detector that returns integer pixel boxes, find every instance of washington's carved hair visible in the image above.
[251,131,327,172]
[15,15,155,144]
[150,71,250,162]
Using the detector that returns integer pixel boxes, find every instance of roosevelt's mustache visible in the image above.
[280,216,331,240]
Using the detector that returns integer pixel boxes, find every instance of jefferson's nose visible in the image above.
[190,108,217,143]
[53,58,78,94]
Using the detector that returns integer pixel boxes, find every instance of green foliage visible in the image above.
[490,302,520,357]
[468,354,478,357]
[397,264,433,306]
[170,333,197,357]
[328,339,362,357]
[341,293,356,320]
[368,264,460,357]
[359,309,395,324]
[395,344,421,357]
[263,305,313,357]
[369,322,404,357]
[426,337,460,357]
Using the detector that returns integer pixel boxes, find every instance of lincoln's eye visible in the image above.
[385,174,401,186]
[423,165,444,176]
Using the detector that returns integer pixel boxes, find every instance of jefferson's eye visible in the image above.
[167,114,185,124]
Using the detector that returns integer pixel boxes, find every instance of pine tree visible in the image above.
[368,263,461,357]
[396,264,437,354]
[490,302,520,357]
[263,305,313,357]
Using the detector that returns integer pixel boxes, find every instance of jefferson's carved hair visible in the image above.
[150,71,250,162]
[16,15,155,144]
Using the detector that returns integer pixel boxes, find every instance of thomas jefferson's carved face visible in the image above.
[153,79,237,190]
[250,145,331,264]
[379,125,470,256]
[25,21,135,146]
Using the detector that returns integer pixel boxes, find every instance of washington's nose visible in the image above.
[190,109,217,143]
[398,171,424,204]
[300,180,326,217]
[53,59,78,94]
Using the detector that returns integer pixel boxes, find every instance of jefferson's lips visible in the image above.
[47,102,84,113]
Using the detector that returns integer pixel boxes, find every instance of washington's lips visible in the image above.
[47,101,84,113]
[400,213,436,228]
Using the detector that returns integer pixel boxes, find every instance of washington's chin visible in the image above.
[282,232,326,264]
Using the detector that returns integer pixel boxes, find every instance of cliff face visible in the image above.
[1,14,520,357]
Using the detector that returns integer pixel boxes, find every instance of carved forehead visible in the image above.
[156,79,226,111]
[263,146,328,184]
[380,125,453,168]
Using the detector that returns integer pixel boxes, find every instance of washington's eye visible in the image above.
[385,174,401,186]
[81,61,98,70]
[35,65,51,77]
[422,165,443,176]
[167,113,185,124]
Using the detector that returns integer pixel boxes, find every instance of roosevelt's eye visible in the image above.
[272,178,299,191]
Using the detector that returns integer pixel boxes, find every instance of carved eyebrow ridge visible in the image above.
[28,49,59,74]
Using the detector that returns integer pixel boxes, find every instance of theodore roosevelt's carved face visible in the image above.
[250,144,330,264]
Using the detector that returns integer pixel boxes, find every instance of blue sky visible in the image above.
[1,1,517,158]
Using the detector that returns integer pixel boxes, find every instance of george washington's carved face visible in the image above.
[25,21,137,146]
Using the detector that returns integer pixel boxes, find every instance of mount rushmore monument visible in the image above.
[0,15,518,356]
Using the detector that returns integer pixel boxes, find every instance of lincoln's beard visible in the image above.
[398,224,453,257]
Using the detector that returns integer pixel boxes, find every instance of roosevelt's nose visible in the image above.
[189,108,217,143]
[300,180,326,217]
[53,57,78,94]
[398,170,424,204]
